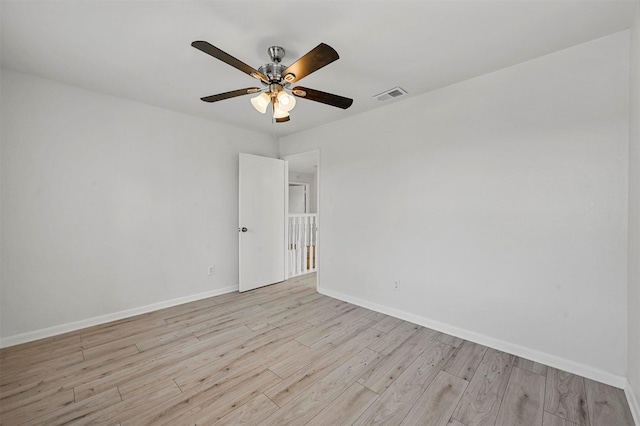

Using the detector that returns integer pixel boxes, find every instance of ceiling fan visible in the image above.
[191,41,353,123]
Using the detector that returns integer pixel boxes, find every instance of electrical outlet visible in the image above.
[393,280,400,291]
[208,265,215,276]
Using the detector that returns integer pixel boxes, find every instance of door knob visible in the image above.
[239,227,248,232]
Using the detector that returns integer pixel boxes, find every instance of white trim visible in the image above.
[626,380,640,426]
[318,285,628,389]
[0,285,237,349]
[284,160,290,281]
[316,150,320,293]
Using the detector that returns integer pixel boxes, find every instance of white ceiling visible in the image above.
[1,0,637,138]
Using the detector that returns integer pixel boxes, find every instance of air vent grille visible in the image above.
[375,86,407,102]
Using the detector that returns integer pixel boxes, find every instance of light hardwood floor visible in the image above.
[0,273,634,425]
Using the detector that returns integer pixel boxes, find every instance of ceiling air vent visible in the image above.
[375,86,407,102]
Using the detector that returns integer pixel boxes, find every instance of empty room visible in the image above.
[1,1,639,425]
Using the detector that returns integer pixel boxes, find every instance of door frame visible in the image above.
[281,149,320,288]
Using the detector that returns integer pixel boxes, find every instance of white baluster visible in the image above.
[286,214,318,277]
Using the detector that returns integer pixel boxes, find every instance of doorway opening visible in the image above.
[283,150,319,287]
[288,182,310,214]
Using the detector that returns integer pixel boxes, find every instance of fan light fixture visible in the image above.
[273,104,289,119]
[276,91,296,112]
[251,88,296,118]
[250,93,271,114]
[191,41,354,123]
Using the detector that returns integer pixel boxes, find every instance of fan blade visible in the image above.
[192,41,268,83]
[200,87,261,103]
[275,116,291,123]
[292,86,353,109]
[281,43,339,84]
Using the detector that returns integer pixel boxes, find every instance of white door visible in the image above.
[239,153,287,292]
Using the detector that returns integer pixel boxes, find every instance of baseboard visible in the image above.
[626,381,640,426]
[0,285,238,348]
[318,286,628,389]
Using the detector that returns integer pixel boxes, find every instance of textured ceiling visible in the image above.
[1,0,637,137]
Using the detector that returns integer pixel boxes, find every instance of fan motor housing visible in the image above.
[258,63,288,84]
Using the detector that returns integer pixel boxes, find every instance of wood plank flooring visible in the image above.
[0,273,634,425]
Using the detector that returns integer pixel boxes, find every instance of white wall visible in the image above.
[628,4,640,421]
[281,32,629,381]
[0,69,278,344]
